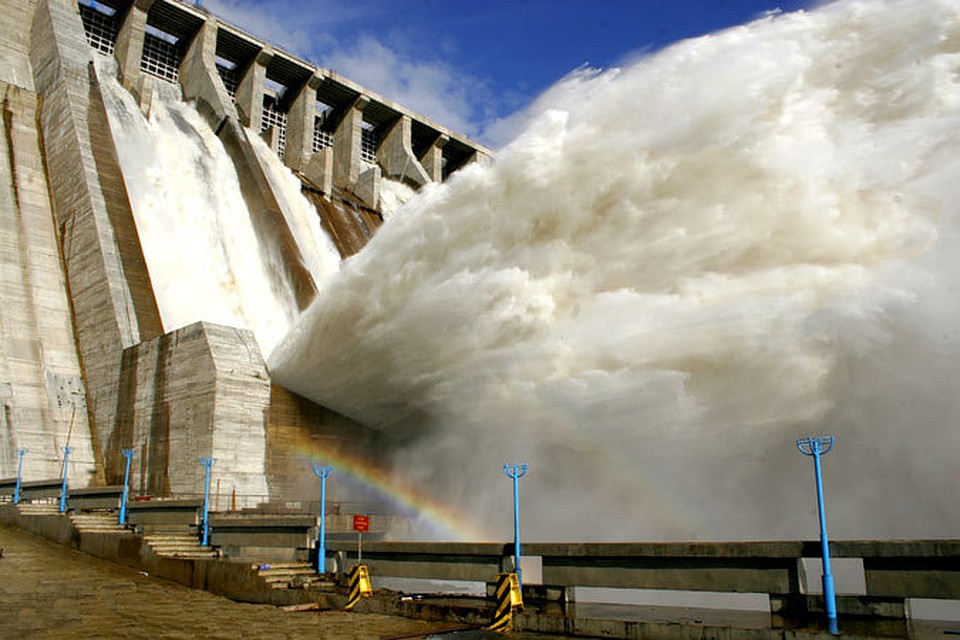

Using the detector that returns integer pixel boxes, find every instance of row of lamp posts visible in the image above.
[11,435,839,634]
[500,438,838,634]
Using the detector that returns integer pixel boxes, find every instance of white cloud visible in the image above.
[202,0,321,54]
[321,36,489,140]
[200,0,501,146]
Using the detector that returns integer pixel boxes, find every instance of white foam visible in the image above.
[270,0,960,541]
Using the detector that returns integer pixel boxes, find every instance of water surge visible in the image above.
[96,58,339,356]
[271,0,960,540]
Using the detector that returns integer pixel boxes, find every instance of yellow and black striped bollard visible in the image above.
[486,572,523,633]
[344,564,372,611]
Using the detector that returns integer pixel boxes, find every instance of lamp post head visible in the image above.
[503,463,528,479]
[796,435,834,457]
[312,465,333,478]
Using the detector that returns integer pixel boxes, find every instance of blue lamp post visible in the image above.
[797,435,838,635]
[312,465,333,574]
[118,448,134,526]
[199,456,215,546]
[59,446,73,513]
[13,448,27,505]
[503,463,528,588]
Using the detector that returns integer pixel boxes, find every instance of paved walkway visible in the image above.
[0,524,453,639]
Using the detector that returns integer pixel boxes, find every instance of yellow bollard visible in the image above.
[344,564,372,611]
[486,572,523,632]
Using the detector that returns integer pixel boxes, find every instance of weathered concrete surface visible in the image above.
[0,478,62,500]
[67,484,124,510]
[264,384,382,504]
[301,190,383,258]
[333,95,369,194]
[0,0,37,91]
[234,47,272,130]
[378,115,430,187]
[114,322,270,500]
[178,14,237,130]
[0,76,96,482]
[209,513,315,561]
[112,0,153,92]
[529,541,804,595]
[30,0,163,484]
[125,498,202,527]
[284,74,322,173]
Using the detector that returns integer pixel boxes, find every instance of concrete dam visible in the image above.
[0,0,490,516]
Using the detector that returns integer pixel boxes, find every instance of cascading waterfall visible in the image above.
[270,0,960,541]
[96,56,340,356]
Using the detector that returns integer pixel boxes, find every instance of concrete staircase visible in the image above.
[69,511,133,535]
[16,502,61,516]
[143,526,218,560]
[255,562,335,590]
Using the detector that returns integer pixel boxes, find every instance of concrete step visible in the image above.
[156,551,219,559]
[146,543,209,552]
[252,562,313,571]
[266,576,336,589]
[143,536,202,544]
[143,533,217,560]
[255,562,335,589]
[17,504,61,515]
[69,513,126,531]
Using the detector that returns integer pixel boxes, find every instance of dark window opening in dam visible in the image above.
[361,120,377,165]
[79,1,118,56]
[215,57,239,98]
[142,25,181,84]
[261,89,288,159]
[313,100,334,152]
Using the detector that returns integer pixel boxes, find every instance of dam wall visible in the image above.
[28,0,163,483]
[0,79,96,482]
[114,322,269,499]
[0,0,488,506]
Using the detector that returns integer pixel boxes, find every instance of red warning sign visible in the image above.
[353,514,370,532]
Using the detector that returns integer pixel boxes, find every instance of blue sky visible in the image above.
[201,0,817,147]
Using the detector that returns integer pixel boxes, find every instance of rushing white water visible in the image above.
[246,133,343,284]
[271,0,960,541]
[96,58,338,356]
[379,178,417,219]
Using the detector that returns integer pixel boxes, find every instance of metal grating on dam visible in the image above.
[79,3,118,55]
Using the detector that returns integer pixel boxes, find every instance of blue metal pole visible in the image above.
[199,457,215,546]
[503,463,528,588]
[59,446,73,513]
[119,448,134,526]
[797,436,837,635]
[13,448,27,505]
[312,465,333,574]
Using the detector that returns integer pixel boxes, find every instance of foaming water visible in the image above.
[96,58,337,355]
[271,0,960,541]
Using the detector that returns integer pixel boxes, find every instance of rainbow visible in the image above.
[274,433,490,541]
